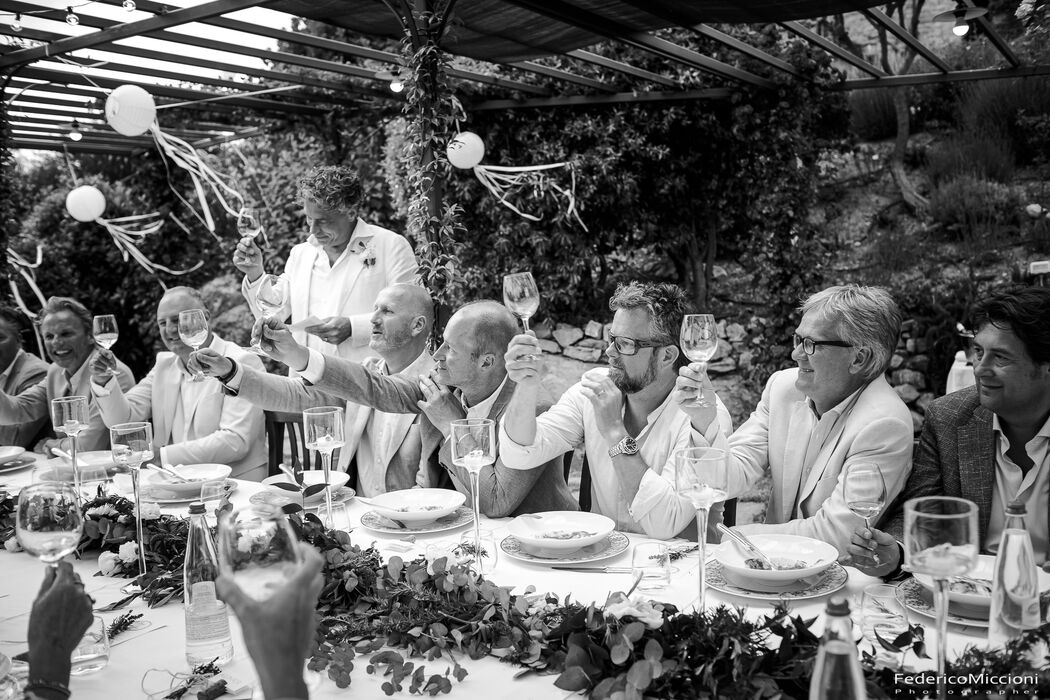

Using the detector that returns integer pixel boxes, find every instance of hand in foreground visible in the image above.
[88,348,117,386]
[504,333,542,386]
[233,236,265,281]
[849,526,901,578]
[580,368,624,438]
[35,436,70,456]
[217,544,323,700]
[303,316,353,346]
[674,363,718,432]
[255,317,310,371]
[190,348,233,379]
[28,561,94,681]
[417,372,465,438]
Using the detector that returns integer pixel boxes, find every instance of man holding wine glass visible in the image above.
[89,287,267,480]
[0,297,134,453]
[233,165,419,366]
[501,282,734,541]
[676,284,913,558]
[851,286,1050,576]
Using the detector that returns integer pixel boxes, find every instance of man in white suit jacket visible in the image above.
[234,166,419,365]
[676,285,914,558]
[91,287,266,480]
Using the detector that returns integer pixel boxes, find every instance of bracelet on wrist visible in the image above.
[217,359,239,385]
[24,678,71,699]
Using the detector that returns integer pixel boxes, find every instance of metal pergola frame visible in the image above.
[0,0,1043,154]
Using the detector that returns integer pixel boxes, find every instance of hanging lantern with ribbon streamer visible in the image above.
[104,84,157,137]
[446,131,586,230]
[63,184,203,282]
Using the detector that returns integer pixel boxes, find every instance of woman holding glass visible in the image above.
[0,297,134,453]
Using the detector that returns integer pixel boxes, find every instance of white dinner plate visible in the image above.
[118,480,238,505]
[500,531,630,565]
[895,577,989,628]
[0,455,35,474]
[705,559,848,601]
[0,446,25,463]
[250,486,356,512]
[359,506,474,534]
[912,554,1050,614]
[506,511,615,556]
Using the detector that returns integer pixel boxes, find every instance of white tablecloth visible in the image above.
[0,459,990,699]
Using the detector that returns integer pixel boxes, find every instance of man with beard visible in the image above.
[501,282,734,540]
[193,300,577,516]
[90,287,267,480]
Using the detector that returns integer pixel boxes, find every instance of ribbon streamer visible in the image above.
[471,162,587,231]
[93,212,204,287]
[5,246,47,356]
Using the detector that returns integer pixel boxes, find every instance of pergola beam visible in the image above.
[566,50,678,87]
[469,87,733,111]
[9,138,151,154]
[965,0,1021,67]
[780,20,886,77]
[845,64,1050,89]
[0,0,270,68]
[859,7,950,73]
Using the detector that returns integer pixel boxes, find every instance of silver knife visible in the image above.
[551,566,632,573]
[716,523,779,570]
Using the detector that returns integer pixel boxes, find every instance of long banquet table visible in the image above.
[0,458,991,699]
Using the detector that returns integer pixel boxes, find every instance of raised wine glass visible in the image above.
[236,207,262,239]
[178,309,209,381]
[904,497,978,700]
[679,314,719,408]
[674,446,728,612]
[302,406,345,527]
[110,422,154,579]
[450,418,495,576]
[845,462,887,566]
[50,396,89,500]
[216,503,301,601]
[252,275,289,355]
[503,272,539,333]
[92,314,119,377]
[16,482,83,569]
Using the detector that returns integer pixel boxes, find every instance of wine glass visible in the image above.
[50,396,89,500]
[674,446,728,612]
[252,275,289,355]
[903,497,978,700]
[450,418,496,575]
[92,314,119,377]
[110,422,154,579]
[679,314,719,408]
[236,207,262,239]
[503,272,539,333]
[845,462,887,566]
[178,309,210,381]
[302,407,345,527]
[861,583,910,670]
[216,503,301,601]
[15,482,84,568]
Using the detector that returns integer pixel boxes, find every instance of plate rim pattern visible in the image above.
[359,505,474,534]
[895,577,990,628]
[705,559,848,601]
[500,531,630,565]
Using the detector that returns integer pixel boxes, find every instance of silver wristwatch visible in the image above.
[608,435,639,458]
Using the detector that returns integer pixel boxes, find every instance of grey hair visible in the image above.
[40,296,93,335]
[801,285,901,380]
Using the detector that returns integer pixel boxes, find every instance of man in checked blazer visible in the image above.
[852,286,1050,575]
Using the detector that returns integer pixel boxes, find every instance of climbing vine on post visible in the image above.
[396,2,465,309]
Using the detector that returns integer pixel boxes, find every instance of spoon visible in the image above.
[717,523,781,570]
[147,464,188,484]
[355,497,408,529]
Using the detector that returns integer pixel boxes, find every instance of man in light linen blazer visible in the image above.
[0,307,49,449]
[90,287,266,480]
[234,166,418,365]
[678,285,914,559]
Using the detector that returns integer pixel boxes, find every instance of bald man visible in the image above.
[90,286,267,480]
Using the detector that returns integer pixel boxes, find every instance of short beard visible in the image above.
[609,353,660,394]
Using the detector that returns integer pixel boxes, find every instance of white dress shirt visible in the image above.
[985,413,1050,564]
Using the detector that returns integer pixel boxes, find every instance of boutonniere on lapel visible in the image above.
[350,238,377,268]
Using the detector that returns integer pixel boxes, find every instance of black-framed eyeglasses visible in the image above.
[608,334,663,356]
[792,333,853,356]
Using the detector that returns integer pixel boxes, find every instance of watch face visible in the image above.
[621,437,639,454]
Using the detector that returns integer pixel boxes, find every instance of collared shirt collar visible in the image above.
[66,353,92,389]
[992,412,1050,441]
[456,375,509,419]
[307,218,369,262]
[805,383,866,421]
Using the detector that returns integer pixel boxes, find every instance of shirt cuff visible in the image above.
[223,361,246,392]
[496,421,538,470]
[299,348,327,385]
[88,375,118,397]
[628,470,666,519]
[158,445,169,466]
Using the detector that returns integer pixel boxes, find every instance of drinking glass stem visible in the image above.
[69,433,82,501]
[934,577,949,700]
[469,470,482,576]
[694,363,714,408]
[130,464,147,579]
[321,451,334,527]
[696,505,709,612]
[864,516,881,565]
[521,317,531,333]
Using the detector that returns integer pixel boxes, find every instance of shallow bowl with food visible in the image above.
[143,463,232,497]
[262,470,350,505]
[914,554,1050,614]
[714,533,837,584]
[506,511,615,556]
[366,488,466,525]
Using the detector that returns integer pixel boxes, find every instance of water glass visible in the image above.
[632,543,671,591]
[861,583,909,669]
[69,616,109,675]
[200,481,230,528]
[457,529,498,573]
[321,502,350,532]
[216,504,301,601]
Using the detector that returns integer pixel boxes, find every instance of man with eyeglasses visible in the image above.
[675,284,913,559]
[501,281,734,540]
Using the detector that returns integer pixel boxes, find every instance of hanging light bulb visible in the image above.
[952,17,970,36]
[122,0,136,10]
[68,119,82,142]
[65,7,79,25]
[390,75,405,93]
[11,13,22,32]
[933,2,987,39]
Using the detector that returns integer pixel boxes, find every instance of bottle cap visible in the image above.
[188,501,205,514]
[1006,500,1027,517]
[825,595,850,616]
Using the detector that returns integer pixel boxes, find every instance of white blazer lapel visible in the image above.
[153,356,179,446]
[778,401,813,523]
[336,220,371,312]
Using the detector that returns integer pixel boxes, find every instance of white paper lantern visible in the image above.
[65,185,106,222]
[105,84,156,137]
[446,131,485,169]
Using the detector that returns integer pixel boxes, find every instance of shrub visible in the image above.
[957,77,1050,164]
[925,132,1015,185]
[848,89,898,141]
[927,176,1021,241]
